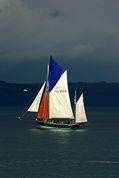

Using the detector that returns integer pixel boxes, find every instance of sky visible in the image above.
[0,0,119,83]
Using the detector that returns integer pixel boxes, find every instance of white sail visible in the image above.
[75,93,88,123]
[28,82,46,112]
[49,71,74,119]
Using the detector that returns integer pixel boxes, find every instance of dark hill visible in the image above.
[0,81,119,106]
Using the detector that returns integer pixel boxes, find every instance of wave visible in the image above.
[88,160,119,164]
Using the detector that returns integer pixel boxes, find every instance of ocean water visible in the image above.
[0,106,119,178]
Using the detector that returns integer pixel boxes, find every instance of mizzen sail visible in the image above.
[75,93,87,123]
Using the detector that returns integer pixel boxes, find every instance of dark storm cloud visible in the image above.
[0,8,3,14]
[49,10,63,19]
[0,0,119,82]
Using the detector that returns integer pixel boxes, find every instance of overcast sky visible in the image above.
[0,0,119,83]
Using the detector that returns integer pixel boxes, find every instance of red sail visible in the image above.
[37,88,49,119]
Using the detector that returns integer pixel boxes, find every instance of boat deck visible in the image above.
[36,120,80,129]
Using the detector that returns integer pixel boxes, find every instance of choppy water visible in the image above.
[0,106,119,178]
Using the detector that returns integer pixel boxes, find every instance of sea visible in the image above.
[0,106,119,178]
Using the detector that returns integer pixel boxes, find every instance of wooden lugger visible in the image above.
[36,120,80,129]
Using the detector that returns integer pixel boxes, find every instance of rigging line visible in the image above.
[18,62,47,120]
[17,82,44,120]
[18,59,49,120]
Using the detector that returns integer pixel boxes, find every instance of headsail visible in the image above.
[28,82,46,112]
[75,93,88,123]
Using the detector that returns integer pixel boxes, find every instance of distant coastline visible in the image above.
[0,80,119,106]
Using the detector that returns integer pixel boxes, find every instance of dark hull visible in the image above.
[36,120,80,129]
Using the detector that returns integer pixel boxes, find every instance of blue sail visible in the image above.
[48,56,65,91]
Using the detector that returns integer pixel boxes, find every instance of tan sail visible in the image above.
[37,88,49,120]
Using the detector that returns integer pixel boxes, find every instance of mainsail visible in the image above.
[48,57,74,119]
[49,70,74,118]
[37,87,49,119]
[75,93,87,123]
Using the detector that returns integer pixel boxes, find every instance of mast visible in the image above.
[37,64,49,120]
[47,64,49,88]
[46,64,49,119]
[74,90,77,122]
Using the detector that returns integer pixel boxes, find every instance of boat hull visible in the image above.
[36,120,80,129]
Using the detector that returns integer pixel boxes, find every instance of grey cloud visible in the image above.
[0,0,119,82]
[20,0,42,10]
[64,44,94,59]
[49,10,63,19]
[0,8,3,14]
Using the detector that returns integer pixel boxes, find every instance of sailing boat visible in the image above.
[27,56,88,129]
